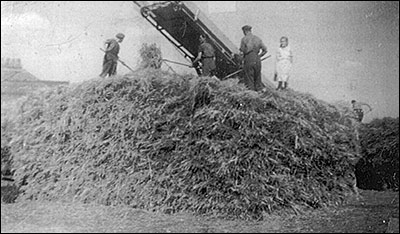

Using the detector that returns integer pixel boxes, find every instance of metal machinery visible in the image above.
[133,1,242,79]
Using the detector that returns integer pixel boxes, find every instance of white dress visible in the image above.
[276,46,293,82]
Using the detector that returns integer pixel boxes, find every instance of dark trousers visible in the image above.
[242,60,265,91]
[202,58,216,77]
[355,110,364,122]
[100,58,117,78]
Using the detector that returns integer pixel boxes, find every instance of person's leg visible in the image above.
[100,59,113,78]
[203,58,217,77]
[281,61,291,90]
[212,69,217,77]
[249,65,258,91]
[276,81,282,90]
[358,112,364,122]
[202,61,211,77]
[109,61,118,76]
[243,64,256,91]
[254,61,265,92]
[281,73,289,90]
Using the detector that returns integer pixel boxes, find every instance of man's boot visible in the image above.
[276,81,282,90]
[283,82,288,90]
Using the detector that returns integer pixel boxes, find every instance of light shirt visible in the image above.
[277,46,292,62]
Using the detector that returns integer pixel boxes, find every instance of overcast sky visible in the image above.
[1,1,399,122]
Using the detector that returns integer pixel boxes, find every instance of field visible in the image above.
[1,186,398,233]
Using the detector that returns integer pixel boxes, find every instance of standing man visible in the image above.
[192,34,217,77]
[239,25,268,92]
[351,100,372,122]
[99,33,125,78]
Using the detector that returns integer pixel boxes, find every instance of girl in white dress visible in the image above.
[275,36,293,90]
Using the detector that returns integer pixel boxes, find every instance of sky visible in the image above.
[1,1,399,122]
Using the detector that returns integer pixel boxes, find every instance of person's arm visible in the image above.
[276,48,282,61]
[358,102,372,111]
[259,40,267,58]
[104,39,116,52]
[240,37,246,55]
[362,103,373,111]
[273,50,279,79]
[192,51,203,66]
[289,48,293,64]
[192,43,204,66]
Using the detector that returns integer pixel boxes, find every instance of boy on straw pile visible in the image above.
[239,25,268,92]
[192,34,217,77]
[351,100,372,122]
[99,33,125,78]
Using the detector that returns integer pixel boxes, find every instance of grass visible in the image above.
[1,189,398,233]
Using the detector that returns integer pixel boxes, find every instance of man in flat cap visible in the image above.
[239,25,268,91]
[100,33,125,78]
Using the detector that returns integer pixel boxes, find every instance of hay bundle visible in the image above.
[356,117,399,191]
[139,43,163,69]
[9,69,359,220]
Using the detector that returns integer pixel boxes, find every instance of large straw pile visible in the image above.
[356,117,399,191]
[9,69,359,220]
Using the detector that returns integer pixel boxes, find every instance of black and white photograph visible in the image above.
[1,1,399,233]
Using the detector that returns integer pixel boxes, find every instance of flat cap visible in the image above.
[242,25,252,31]
[116,33,125,39]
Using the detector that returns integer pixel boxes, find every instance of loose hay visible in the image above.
[139,43,163,69]
[356,117,399,191]
[1,118,15,177]
[9,69,360,220]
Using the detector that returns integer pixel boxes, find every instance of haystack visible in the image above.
[8,69,360,220]
[356,117,399,191]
